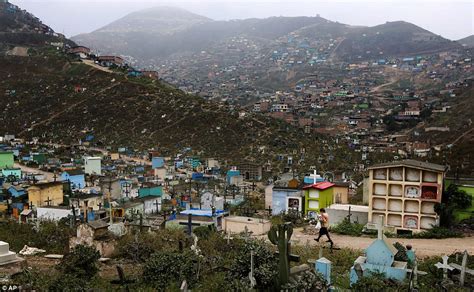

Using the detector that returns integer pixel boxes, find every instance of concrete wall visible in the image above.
[326,205,369,226]
[223,216,271,235]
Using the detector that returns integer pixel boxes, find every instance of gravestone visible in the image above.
[0,241,22,266]
[315,257,331,284]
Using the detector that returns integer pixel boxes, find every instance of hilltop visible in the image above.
[72,7,460,61]
[457,35,474,47]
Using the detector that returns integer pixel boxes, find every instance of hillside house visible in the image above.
[0,151,14,169]
[28,181,64,207]
[61,169,85,190]
[97,56,124,67]
[84,156,102,175]
[69,46,90,59]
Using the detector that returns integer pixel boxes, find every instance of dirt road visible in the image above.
[14,162,55,181]
[289,228,474,258]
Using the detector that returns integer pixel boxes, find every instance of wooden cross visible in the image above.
[450,250,474,286]
[97,202,103,210]
[44,197,52,206]
[53,173,57,182]
[154,200,161,214]
[435,255,454,280]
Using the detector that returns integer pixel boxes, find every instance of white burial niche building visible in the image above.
[367,160,446,233]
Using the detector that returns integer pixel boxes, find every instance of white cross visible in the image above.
[249,250,257,288]
[435,255,454,280]
[450,250,474,286]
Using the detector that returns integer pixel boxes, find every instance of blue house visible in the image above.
[61,169,86,190]
[271,186,304,215]
[226,169,241,184]
[152,157,165,169]
[350,219,408,285]
[2,168,21,180]
[8,185,26,198]
[138,186,163,198]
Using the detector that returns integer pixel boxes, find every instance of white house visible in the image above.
[84,157,102,175]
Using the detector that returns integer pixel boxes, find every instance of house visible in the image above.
[237,163,262,181]
[8,185,26,198]
[28,181,64,207]
[61,169,86,190]
[2,168,21,180]
[84,156,102,175]
[70,193,104,212]
[139,195,162,215]
[152,157,165,169]
[272,186,304,215]
[167,209,228,232]
[68,46,90,59]
[350,218,408,285]
[141,71,159,80]
[97,56,124,67]
[367,160,446,232]
[333,182,350,204]
[32,153,46,165]
[36,206,76,221]
[138,186,163,198]
[303,182,335,217]
[200,191,224,210]
[0,151,14,169]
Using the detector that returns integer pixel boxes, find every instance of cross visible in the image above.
[249,250,257,288]
[123,182,131,198]
[44,197,52,206]
[154,200,161,214]
[265,205,272,217]
[450,250,474,286]
[29,201,34,210]
[435,255,454,280]
[53,173,57,182]
[178,213,200,235]
[97,202,102,210]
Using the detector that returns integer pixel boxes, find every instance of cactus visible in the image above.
[268,222,293,287]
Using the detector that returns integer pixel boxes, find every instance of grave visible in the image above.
[0,241,22,266]
[349,216,409,285]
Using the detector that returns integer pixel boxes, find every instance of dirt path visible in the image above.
[14,162,55,181]
[81,59,115,73]
[289,228,474,258]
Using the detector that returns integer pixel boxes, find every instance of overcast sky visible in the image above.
[11,0,474,40]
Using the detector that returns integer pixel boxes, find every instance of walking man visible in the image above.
[315,208,333,247]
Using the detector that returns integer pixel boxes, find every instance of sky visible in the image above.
[11,0,474,40]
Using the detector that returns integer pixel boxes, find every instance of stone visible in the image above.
[0,241,22,266]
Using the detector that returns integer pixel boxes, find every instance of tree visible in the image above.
[435,184,472,227]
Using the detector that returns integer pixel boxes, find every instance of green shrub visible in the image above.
[142,251,199,290]
[58,244,101,280]
[331,218,364,236]
[227,239,278,290]
[412,226,463,239]
[193,224,217,240]
[115,229,187,262]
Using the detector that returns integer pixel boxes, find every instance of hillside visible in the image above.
[334,21,460,61]
[0,1,72,51]
[0,30,354,172]
[458,35,474,47]
[72,7,460,62]
[417,80,474,176]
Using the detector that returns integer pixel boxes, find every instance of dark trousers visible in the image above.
[317,227,333,244]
